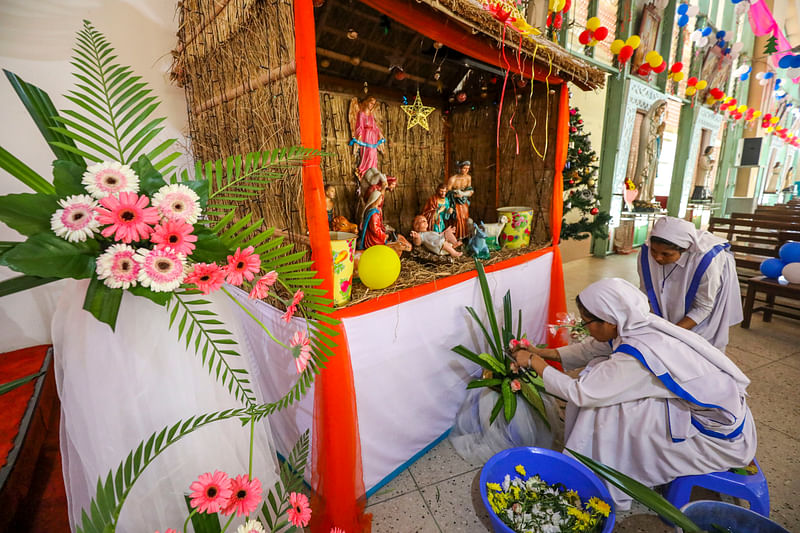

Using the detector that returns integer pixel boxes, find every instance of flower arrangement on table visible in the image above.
[0,21,340,533]
[486,464,611,533]
[624,178,637,191]
[451,260,551,426]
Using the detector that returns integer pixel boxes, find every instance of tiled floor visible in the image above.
[364,252,800,532]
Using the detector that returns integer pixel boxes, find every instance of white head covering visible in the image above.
[360,190,383,223]
[649,216,727,254]
[578,278,748,388]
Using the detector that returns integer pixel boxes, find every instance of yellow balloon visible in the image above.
[589,38,598,46]
[770,116,779,124]
[766,126,774,133]
[626,35,641,49]
[645,50,658,63]
[672,72,685,82]
[555,0,566,11]
[706,97,717,105]
[648,56,663,68]
[549,0,557,10]
[753,110,762,118]
[586,16,602,31]
[610,39,624,55]
[357,245,401,290]
[685,86,697,96]
[737,104,748,113]
[696,80,707,90]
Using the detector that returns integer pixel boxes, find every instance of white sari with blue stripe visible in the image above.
[543,279,756,510]
[637,217,742,351]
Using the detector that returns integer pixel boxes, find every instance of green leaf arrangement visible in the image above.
[0,20,336,532]
[452,260,550,426]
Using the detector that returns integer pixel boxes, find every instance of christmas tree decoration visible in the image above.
[763,34,778,55]
[561,106,611,241]
[401,90,435,130]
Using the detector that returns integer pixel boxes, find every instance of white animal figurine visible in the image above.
[481,216,508,251]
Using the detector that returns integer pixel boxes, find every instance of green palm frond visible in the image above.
[53,20,179,168]
[167,290,257,406]
[74,408,248,533]
[261,430,310,533]
[201,147,327,219]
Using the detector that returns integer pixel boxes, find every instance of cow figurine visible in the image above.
[480,216,508,251]
[466,223,490,259]
[331,215,358,235]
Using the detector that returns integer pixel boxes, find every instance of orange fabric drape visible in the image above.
[359,0,563,85]
[547,84,570,348]
[293,2,370,532]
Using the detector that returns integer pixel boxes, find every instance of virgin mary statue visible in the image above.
[634,100,667,205]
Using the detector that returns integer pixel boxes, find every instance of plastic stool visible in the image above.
[665,459,770,517]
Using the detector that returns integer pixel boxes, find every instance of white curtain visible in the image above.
[52,280,280,533]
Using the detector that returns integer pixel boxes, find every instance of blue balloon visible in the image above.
[678,14,689,27]
[740,73,749,81]
[732,0,742,3]
[779,242,800,263]
[677,3,688,14]
[724,47,731,55]
[764,71,774,79]
[761,258,787,278]
[716,30,726,39]
[702,27,712,37]
[792,55,800,68]
[778,55,793,68]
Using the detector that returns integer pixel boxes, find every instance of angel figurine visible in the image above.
[349,96,386,177]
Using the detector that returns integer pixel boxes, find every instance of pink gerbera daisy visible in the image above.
[150,219,197,256]
[152,183,201,224]
[290,330,312,374]
[281,289,304,323]
[185,262,225,295]
[249,270,278,299]
[189,470,233,514]
[96,244,140,289]
[96,191,159,243]
[224,246,261,286]
[50,194,100,242]
[82,161,139,199]
[287,492,312,528]
[221,474,263,517]
[135,247,186,292]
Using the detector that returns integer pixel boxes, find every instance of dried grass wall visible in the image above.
[449,82,558,245]
[176,0,307,239]
[319,89,446,235]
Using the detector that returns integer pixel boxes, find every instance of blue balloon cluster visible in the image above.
[701,27,712,37]
[763,71,775,80]
[677,4,690,27]
[740,66,752,81]
[777,54,800,69]
[761,242,800,279]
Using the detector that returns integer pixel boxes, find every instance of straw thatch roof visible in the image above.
[416,0,606,90]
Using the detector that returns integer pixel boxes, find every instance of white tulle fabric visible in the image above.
[449,386,560,465]
[52,280,280,533]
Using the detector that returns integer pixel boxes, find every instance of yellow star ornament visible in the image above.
[401,91,435,130]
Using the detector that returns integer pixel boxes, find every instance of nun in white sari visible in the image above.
[513,278,756,510]
[637,216,742,351]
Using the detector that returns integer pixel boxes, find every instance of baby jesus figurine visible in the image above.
[410,215,462,258]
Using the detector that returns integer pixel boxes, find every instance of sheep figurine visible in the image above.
[480,216,508,251]
[466,223,490,259]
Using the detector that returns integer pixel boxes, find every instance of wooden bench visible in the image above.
[742,276,800,328]
[708,217,799,278]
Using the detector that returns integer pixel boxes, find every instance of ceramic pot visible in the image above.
[496,207,533,249]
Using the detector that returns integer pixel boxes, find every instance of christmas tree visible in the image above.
[764,35,778,55]
[561,107,612,241]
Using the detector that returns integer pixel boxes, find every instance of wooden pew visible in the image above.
[708,217,800,278]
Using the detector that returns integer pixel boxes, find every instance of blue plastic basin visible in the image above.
[480,447,615,533]
[678,500,790,533]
